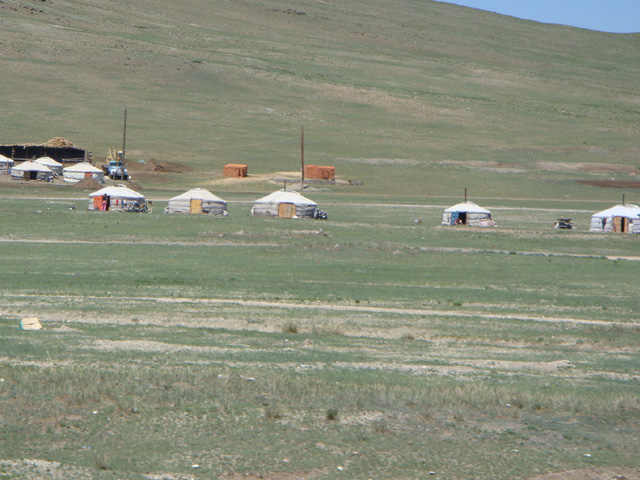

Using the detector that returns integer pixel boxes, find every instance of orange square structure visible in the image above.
[304,165,335,180]
[223,164,248,177]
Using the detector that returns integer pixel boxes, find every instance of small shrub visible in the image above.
[94,454,110,471]
[282,322,299,334]
[326,408,339,421]
[265,406,284,419]
[373,420,388,434]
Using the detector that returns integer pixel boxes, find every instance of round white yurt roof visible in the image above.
[253,189,317,207]
[169,188,226,203]
[35,156,63,168]
[591,204,640,219]
[89,185,144,200]
[0,154,13,164]
[444,201,490,214]
[12,161,53,173]
[64,162,103,173]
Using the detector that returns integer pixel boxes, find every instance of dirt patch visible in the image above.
[126,181,144,190]
[70,177,103,190]
[577,179,640,189]
[0,459,93,480]
[219,469,327,480]
[143,158,192,173]
[527,467,639,480]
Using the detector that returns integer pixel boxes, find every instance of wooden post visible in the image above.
[121,109,127,180]
[300,125,304,189]
[464,188,467,203]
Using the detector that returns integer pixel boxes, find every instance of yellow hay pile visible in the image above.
[45,137,74,147]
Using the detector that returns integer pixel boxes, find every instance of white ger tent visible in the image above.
[11,161,53,181]
[63,162,105,183]
[35,156,63,175]
[88,185,145,212]
[0,154,13,174]
[590,204,640,234]
[442,201,495,227]
[165,188,227,215]
[251,189,318,218]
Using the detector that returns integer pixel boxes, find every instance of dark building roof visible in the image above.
[0,141,89,164]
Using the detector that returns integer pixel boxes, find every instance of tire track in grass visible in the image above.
[0,237,638,261]
[3,293,639,328]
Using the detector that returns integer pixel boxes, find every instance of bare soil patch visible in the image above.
[528,467,639,480]
[143,158,193,173]
[70,177,103,190]
[577,179,640,189]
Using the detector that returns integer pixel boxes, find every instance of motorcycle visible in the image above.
[125,201,148,213]
[314,209,328,220]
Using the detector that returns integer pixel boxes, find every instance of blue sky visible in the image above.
[437,0,640,33]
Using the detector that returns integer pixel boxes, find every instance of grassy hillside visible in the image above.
[1,4,640,478]
[1,0,639,197]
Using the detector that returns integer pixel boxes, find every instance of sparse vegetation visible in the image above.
[0,0,639,479]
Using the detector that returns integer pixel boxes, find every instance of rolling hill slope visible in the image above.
[1,0,639,196]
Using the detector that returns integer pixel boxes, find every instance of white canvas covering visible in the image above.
[88,185,145,211]
[251,189,318,218]
[0,154,13,174]
[35,156,63,174]
[165,188,227,215]
[63,162,105,183]
[11,161,54,180]
[442,201,495,227]
[590,204,640,233]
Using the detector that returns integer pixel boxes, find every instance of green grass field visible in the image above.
[1,190,639,480]
[1,0,640,478]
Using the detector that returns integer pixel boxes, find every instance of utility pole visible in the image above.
[121,109,127,180]
[300,125,304,189]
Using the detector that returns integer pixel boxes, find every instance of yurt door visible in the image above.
[93,196,103,211]
[278,203,296,218]
[190,199,203,214]
[612,216,627,233]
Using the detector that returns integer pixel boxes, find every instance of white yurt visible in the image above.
[88,185,145,212]
[35,156,63,175]
[63,162,105,183]
[590,204,640,234]
[0,154,13,174]
[165,188,227,215]
[251,189,318,218]
[11,161,54,181]
[442,201,495,227]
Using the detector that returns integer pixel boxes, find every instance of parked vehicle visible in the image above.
[314,209,328,220]
[125,201,147,213]
[101,147,129,180]
[553,218,573,229]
